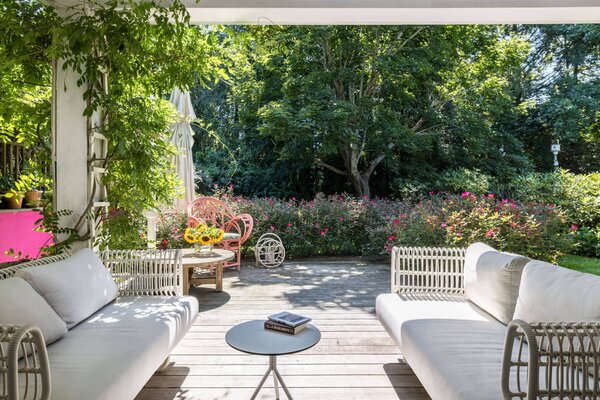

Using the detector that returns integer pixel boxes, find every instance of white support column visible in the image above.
[52,59,91,250]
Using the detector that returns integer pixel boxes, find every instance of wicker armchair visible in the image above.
[187,196,253,271]
[391,246,600,400]
[0,249,182,400]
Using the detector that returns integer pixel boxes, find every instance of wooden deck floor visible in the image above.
[136,260,430,400]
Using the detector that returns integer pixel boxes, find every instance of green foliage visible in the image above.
[570,226,600,258]
[507,170,600,228]
[437,168,491,196]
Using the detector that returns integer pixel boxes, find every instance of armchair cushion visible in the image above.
[464,242,529,325]
[514,260,600,323]
[0,277,67,344]
[17,248,118,329]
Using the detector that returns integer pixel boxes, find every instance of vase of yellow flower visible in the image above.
[184,224,225,256]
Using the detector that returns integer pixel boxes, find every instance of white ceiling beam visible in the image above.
[182,0,600,25]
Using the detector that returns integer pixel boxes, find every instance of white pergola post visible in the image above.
[52,59,108,250]
[52,60,90,250]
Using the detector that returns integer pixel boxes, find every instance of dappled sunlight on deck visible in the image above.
[136,260,429,400]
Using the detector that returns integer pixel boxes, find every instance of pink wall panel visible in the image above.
[0,210,53,263]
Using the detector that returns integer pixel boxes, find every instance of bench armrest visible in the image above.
[100,249,183,297]
[0,325,51,400]
[391,246,466,294]
[502,319,600,400]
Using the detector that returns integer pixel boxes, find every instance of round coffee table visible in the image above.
[180,248,235,294]
[225,320,321,400]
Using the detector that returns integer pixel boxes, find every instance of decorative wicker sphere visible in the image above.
[255,233,285,268]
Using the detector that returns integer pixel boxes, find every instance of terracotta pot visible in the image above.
[3,195,23,209]
[24,190,43,207]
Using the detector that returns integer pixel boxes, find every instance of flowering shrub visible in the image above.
[387,193,571,262]
[154,189,573,262]
[155,210,189,249]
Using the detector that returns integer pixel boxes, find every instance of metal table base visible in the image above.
[250,355,293,400]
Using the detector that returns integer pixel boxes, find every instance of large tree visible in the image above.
[250,26,529,197]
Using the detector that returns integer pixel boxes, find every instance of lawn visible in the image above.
[559,255,600,275]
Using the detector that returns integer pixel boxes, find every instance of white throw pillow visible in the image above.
[0,277,67,344]
[514,260,600,323]
[17,249,118,329]
[464,242,530,325]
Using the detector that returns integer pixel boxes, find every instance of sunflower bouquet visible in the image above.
[184,224,225,253]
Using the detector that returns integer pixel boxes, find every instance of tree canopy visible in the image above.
[193,25,600,198]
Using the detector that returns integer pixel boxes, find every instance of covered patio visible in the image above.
[139,259,426,400]
[2,1,600,400]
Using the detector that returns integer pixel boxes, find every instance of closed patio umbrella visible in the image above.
[169,88,197,210]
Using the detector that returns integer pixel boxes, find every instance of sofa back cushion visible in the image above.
[514,260,600,323]
[464,242,530,325]
[17,249,118,329]
[0,277,67,344]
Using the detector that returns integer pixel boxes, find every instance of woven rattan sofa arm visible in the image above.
[99,249,183,297]
[0,325,51,400]
[502,319,600,400]
[391,246,466,294]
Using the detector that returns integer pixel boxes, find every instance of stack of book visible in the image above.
[264,311,311,335]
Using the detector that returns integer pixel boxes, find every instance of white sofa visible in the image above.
[377,243,600,400]
[0,248,198,400]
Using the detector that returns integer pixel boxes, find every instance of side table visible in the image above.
[181,248,235,294]
[225,320,321,399]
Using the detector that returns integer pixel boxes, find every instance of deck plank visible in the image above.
[135,260,429,400]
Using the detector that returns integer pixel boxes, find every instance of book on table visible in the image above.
[264,320,307,335]
[268,311,311,327]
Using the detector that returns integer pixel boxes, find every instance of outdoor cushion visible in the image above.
[0,277,67,344]
[464,242,530,324]
[223,232,241,240]
[376,293,491,349]
[42,295,198,400]
[401,319,513,400]
[16,248,118,329]
[514,260,600,323]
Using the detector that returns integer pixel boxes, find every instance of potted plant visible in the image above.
[0,176,25,209]
[20,173,46,207]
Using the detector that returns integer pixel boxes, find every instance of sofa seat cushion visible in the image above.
[376,293,493,349]
[401,319,509,400]
[44,296,198,400]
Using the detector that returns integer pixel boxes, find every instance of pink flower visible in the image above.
[388,235,397,241]
[461,192,470,199]
[392,219,399,225]
[488,193,494,198]
[287,223,293,227]
[486,230,495,237]
[429,191,435,196]
[291,197,296,201]
[456,232,463,237]
[571,225,578,231]
[270,225,275,231]
[339,217,344,221]
[441,222,447,228]
[320,230,326,236]
[363,195,369,199]
[548,203,554,207]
